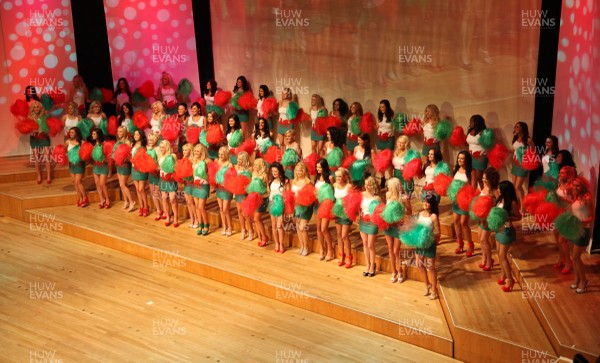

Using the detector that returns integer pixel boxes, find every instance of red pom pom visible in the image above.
[403,158,422,179]
[403,118,423,136]
[457,184,480,211]
[133,111,150,130]
[343,189,363,221]
[196,98,206,115]
[523,190,548,214]
[264,145,283,165]
[487,143,509,169]
[206,124,225,145]
[283,190,295,214]
[261,97,278,115]
[238,92,257,111]
[132,148,158,173]
[342,155,357,169]
[297,184,317,206]
[207,161,219,187]
[103,141,116,164]
[10,99,29,117]
[174,158,193,182]
[521,147,540,171]
[242,192,263,217]
[79,142,93,161]
[473,195,494,219]
[45,117,63,137]
[303,153,318,176]
[16,118,39,134]
[101,88,113,103]
[161,116,181,142]
[359,112,376,134]
[372,203,389,230]
[237,138,256,156]
[225,172,250,195]
[52,144,68,165]
[449,126,467,146]
[214,91,232,107]
[290,108,309,124]
[317,199,335,219]
[433,174,453,196]
[373,149,392,173]
[186,126,201,144]
[139,80,155,99]
[107,115,119,136]
[316,116,341,136]
[113,143,132,166]
[534,202,563,224]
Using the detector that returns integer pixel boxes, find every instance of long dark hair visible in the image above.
[270,162,287,191]
[424,193,439,216]
[377,99,393,122]
[546,135,559,156]
[557,149,576,169]
[91,129,104,145]
[254,117,271,140]
[114,77,132,99]
[315,158,332,184]
[226,114,241,134]
[483,167,500,190]
[497,180,518,214]
[205,79,217,97]
[233,76,249,93]
[118,102,134,123]
[453,150,472,183]
[333,98,349,119]
[134,129,147,148]
[358,133,372,159]
[424,148,443,172]
[190,101,202,115]
[327,127,343,148]
[258,85,270,100]
[25,85,40,102]
[467,114,486,135]
[177,102,189,120]
[69,127,83,144]
[512,121,530,144]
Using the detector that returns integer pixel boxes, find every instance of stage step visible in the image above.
[0,155,73,184]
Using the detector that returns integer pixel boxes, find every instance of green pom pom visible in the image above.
[270,194,284,217]
[206,104,224,116]
[393,113,408,132]
[332,198,348,219]
[317,108,328,117]
[92,144,105,162]
[326,147,343,167]
[317,183,335,202]
[282,148,300,167]
[447,179,466,202]
[78,119,93,140]
[132,89,146,104]
[239,169,252,178]
[404,149,420,163]
[479,128,495,150]
[127,121,137,135]
[295,205,307,216]
[67,145,81,164]
[433,161,450,177]
[199,130,208,147]
[350,116,361,135]
[401,222,434,248]
[434,120,453,141]
[194,160,207,179]
[247,177,267,194]
[177,78,193,97]
[90,88,103,102]
[487,206,508,231]
[229,129,243,148]
[161,154,175,173]
[368,199,380,215]
[286,101,299,120]
[259,139,273,154]
[41,94,54,110]
[382,200,405,223]
[37,115,49,134]
[547,161,559,179]
[230,92,241,110]
[147,148,157,160]
[98,118,108,136]
[555,211,584,241]
[350,159,371,181]
[216,165,228,185]
[545,191,559,204]
[534,177,558,192]
[516,146,525,163]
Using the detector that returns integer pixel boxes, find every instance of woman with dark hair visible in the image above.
[510,121,534,212]
[345,102,363,156]
[269,162,290,253]
[314,159,335,260]
[467,114,488,189]
[68,75,89,115]
[204,79,218,111]
[452,151,474,256]
[323,126,343,157]
[422,148,444,203]
[567,176,595,293]
[556,149,576,170]
[415,193,441,299]
[205,110,223,160]
[186,102,204,145]
[253,117,273,159]
[25,85,40,103]
[91,129,110,208]
[310,94,328,156]
[226,114,242,164]
[65,127,88,207]
[542,136,559,178]
[118,102,135,136]
[477,167,500,271]
[256,84,275,129]
[131,129,149,216]
[495,180,521,292]
[376,99,395,188]
[232,75,252,138]
[113,77,131,113]
[331,98,349,145]
[353,133,373,188]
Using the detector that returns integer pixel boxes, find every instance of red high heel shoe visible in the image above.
[165,220,173,227]
[104,201,111,209]
[338,253,346,267]
[478,261,486,268]
[99,201,105,209]
[455,241,464,254]
[466,243,475,257]
[345,254,354,269]
[80,197,89,207]
[483,259,495,271]
[139,208,144,216]
[502,280,515,292]
[497,278,506,285]
[154,211,164,221]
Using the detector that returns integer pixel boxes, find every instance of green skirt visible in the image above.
[359,220,378,235]
[184,184,194,195]
[495,226,516,245]
[235,194,246,203]
[148,173,160,185]
[571,227,590,247]
[30,135,51,148]
[451,202,468,216]
[216,186,233,201]
[376,137,394,151]
[295,205,313,221]
[69,162,85,175]
[335,217,353,226]
[511,163,529,178]
[416,243,437,258]
[257,197,269,213]
[116,163,132,176]
[160,179,178,192]
[235,110,249,123]
[93,163,109,175]
[277,122,292,135]
[208,146,220,160]
[346,139,358,153]
[192,184,210,199]
[311,129,325,141]
[472,154,488,171]
[383,225,401,238]
[132,169,148,181]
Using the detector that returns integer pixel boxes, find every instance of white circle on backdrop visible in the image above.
[138,2,145,10]
[179,3,187,12]
[16,11,23,19]
[157,9,169,22]
[12,84,21,93]
[124,7,136,20]
[44,54,58,69]
[108,20,115,29]
[557,51,566,62]
[141,21,148,29]
[133,31,141,39]
[32,48,39,56]
[106,0,119,7]
[0,96,7,105]
[9,34,17,41]
[38,68,45,75]
[3,2,13,10]
[69,53,76,62]
[63,67,76,81]
[65,44,71,51]
[3,74,12,83]
[186,38,195,51]
[124,51,136,65]
[15,21,28,36]
[10,44,25,61]
[19,68,28,77]
[49,44,55,51]
[113,35,126,50]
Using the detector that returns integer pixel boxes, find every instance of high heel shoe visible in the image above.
[478,261,486,268]
[345,254,354,269]
[423,284,432,296]
[104,201,111,209]
[497,278,506,285]
[561,264,572,274]
[80,197,89,208]
[466,243,475,257]
[502,280,515,292]
[429,291,439,300]
[483,259,495,271]
[155,212,163,221]
[99,200,105,209]
[337,253,346,267]
[575,280,589,294]
[553,262,564,269]
[247,231,254,241]
[127,201,136,212]
[240,229,247,240]
[570,279,580,289]
[455,241,464,254]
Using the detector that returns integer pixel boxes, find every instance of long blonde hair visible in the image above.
[28,100,45,120]
[334,167,350,185]
[386,177,401,202]
[253,158,268,181]
[192,143,207,163]
[293,162,310,182]
[364,176,379,196]
[236,151,250,170]
[182,143,194,159]
[116,126,128,142]
[424,104,440,127]
[147,133,160,148]
[158,140,172,157]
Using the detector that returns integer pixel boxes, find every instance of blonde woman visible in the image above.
[147,133,163,219]
[235,151,254,239]
[216,146,233,235]
[283,129,302,180]
[345,102,364,156]
[334,167,354,268]
[156,71,178,114]
[309,94,328,155]
[421,104,441,164]
[384,178,405,282]
[360,177,380,277]
[292,162,314,256]
[114,126,136,212]
[277,87,294,147]
[28,100,52,184]
[157,140,179,227]
[192,144,210,235]
[62,102,81,140]
[392,135,414,216]
[150,100,166,134]
[87,101,108,136]
[181,143,198,229]
[252,158,270,246]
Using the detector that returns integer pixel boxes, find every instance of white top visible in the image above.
[467,133,485,154]
[255,134,270,151]
[226,132,232,143]
[453,171,468,183]
[315,180,325,191]
[158,156,169,177]
[334,185,348,199]
[291,183,301,196]
[379,116,393,134]
[542,154,551,173]
[423,122,435,140]
[361,195,375,216]
[90,115,102,127]
[67,143,76,151]
[121,118,132,130]
[424,165,435,184]
[192,162,207,184]
[151,116,162,133]
[161,87,177,106]
[187,115,204,128]
[513,139,524,151]
[355,148,365,160]
[572,199,591,224]
[279,106,288,123]
[325,144,333,155]
[392,156,404,170]
[64,115,78,133]
[205,94,215,106]
[270,179,284,200]
[418,212,433,225]
[73,89,85,107]
[310,109,318,127]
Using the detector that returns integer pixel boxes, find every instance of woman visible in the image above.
[63,102,81,140]
[181,143,198,229]
[87,101,108,137]
[131,130,149,216]
[147,134,163,220]
[29,100,52,184]
[421,104,441,165]
[277,87,294,148]
[422,148,444,203]
[567,177,595,293]
[334,167,354,268]
[384,178,404,282]
[25,85,40,103]
[90,129,110,208]
[376,101,395,184]
[118,102,135,136]
[542,135,559,178]
[252,158,270,247]
[216,146,233,235]
[466,114,488,189]
[156,72,178,114]
[495,181,522,292]
[232,76,252,138]
[157,140,179,227]
[204,79,218,109]
[269,162,290,253]
[310,94,328,156]
[113,126,136,212]
[345,102,363,156]
[477,167,500,271]
[452,151,474,256]
[256,84,275,130]
[315,159,335,261]
[556,149,576,170]
[113,77,131,113]
[65,127,88,207]
[510,122,534,212]
[323,127,344,159]
[553,166,576,272]
[192,144,210,236]
[292,162,314,256]
[226,114,243,165]
[175,103,189,153]
[206,110,223,160]
[353,133,373,189]
[282,129,302,180]
[392,136,414,216]
[416,194,442,299]
[68,75,89,115]
[150,101,166,134]
[234,151,254,240]
[187,102,205,139]
[253,117,273,159]
[360,177,380,277]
